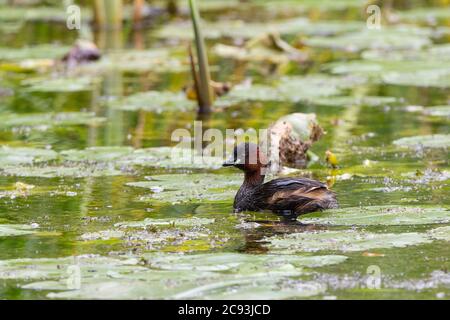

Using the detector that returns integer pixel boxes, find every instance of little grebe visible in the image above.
[223,143,338,218]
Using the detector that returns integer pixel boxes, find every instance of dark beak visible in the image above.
[222,161,235,167]
[222,156,236,167]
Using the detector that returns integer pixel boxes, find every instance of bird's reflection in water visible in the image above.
[237,213,327,254]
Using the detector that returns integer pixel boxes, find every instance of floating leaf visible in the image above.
[0,112,105,129]
[422,106,450,118]
[382,69,450,88]
[1,164,124,178]
[79,49,187,74]
[0,146,57,166]
[311,96,398,107]
[60,146,134,163]
[327,59,450,88]
[428,226,450,242]
[0,224,38,237]
[305,28,431,52]
[300,206,450,226]
[397,7,450,24]
[80,230,125,241]
[217,74,365,107]
[265,230,432,253]
[0,255,145,281]
[59,146,224,169]
[22,77,99,93]
[127,174,242,203]
[393,134,450,149]
[0,44,70,61]
[8,252,346,299]
[143,252,347,272]
[157,18,363,40]
[112,91,196,113]
[116,217,215,228]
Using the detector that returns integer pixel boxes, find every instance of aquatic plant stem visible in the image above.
[93,0,123,30]
[189,0,214,113]
[188,44,204,108]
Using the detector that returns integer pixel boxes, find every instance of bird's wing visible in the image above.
[257,177,333,213]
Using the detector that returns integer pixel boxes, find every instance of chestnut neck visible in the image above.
[243,169,265,188]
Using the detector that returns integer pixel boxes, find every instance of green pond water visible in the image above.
[0,0,449,299]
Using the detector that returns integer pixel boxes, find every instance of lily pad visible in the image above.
[428,226,450,242]
[265,230,432,253]
[305,28,431,52]
[0,112,105,129]
[327,59,450,88]
[59,146,224,169]
[112,91,196,113]
[382,69,450,88]
[116,217,215,228]
[157,18,364,41]
[397,7,450,24]
[0,255,145,281]
[22,77,99,93]
[80,230,125,241]
[1,164,124,178]
[0,146,57,166]
[119,147,224,169]
[311,96,398,107]
[393,134,450,149]
[0,224,38,237]
[126,174,241,203]
[60,147,134,163]
[11,252,347,299]
[143,253,347,272]
[300,206,450,226]
[422,106,450,117]
[0,44,70,61]
[217,74,365,107]
[79,49,187,74]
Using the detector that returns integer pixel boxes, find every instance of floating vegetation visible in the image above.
[217,74,366,107]
[118,147,224,169]
[116,217,215,228]
[112,91,196,113]
[264,230,432,253]
[127,174,241,203]
[1,164,124,178]
[0,224,38,237]
[0,112,105,130]
[22,77,99,93]
[79,49,188,74]
[327,60,450,88]
[0,252,347,299]
[157,17,363,40]
[393,134,450,149]
[428,226,450,242]
[60,146,134,163]
[396,7,450,24]
[422,106,450,118]
[305,27,432,52]
[311,96,398,107]
[0,0,449,301]
[0,45,70,61]
[300,206,450,226]
[0,146,226,177]
[0,146,57,166]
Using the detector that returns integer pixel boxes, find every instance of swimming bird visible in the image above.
[223,142,338,219]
